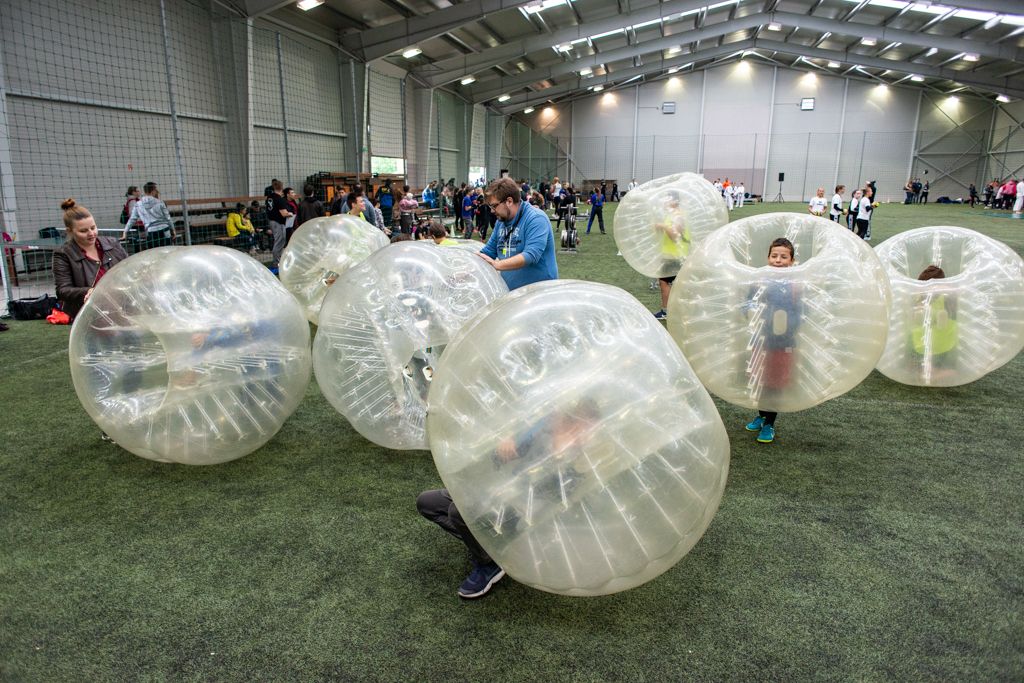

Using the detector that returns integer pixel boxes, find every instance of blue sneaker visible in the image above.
[653,309,667,320]
[458,561,505,599]
[756,423,775,443]
[745,416,764,432]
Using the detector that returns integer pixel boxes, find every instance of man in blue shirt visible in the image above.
[478,177,558,290]
[586,186,605,235]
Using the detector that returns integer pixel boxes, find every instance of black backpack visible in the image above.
[8,294,58,320]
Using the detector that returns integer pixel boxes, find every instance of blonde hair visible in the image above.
[61,198,92,229]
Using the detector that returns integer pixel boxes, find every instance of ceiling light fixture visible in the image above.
[828,61,840,68]
[926,47,938,56]
[555,43,573,52]
[402,48,422,59]
[580,67,593,76]
[910,75,924,81]
[668,46,682,55]
[861,37,877,46]
[523,107,535,113]
[460,76,476,85]
[297,0,324,9]
[768,22,782,31]
[983,15,1002,30]
[963,52,980,61]
[592,85,604,92]
[668,66,682,74]
[498,94,511,102]
[996,94,1010,103]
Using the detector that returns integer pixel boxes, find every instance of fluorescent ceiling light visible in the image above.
[767,22,782,31]
[590,29,624,40]
[925,47,938,56]
[297,0,324,9]
[402,48,422,59]
[910,75,924,81]
[555,43,573,52]
[668,66,682,74]
[828,60,840,68]
[579,67,592,76]
[592,85,604,92]
[984,15,1002,29]
[861,37,877,46]
[498,94,511,102]
[523,107,535,113]
[996,94,1010,103]
[963,52,980,61]
[524,0,565,14]
[667,46,682,55]
[460,75,476,85]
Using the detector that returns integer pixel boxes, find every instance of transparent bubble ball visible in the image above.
[313,241,508,450]
[875,226,1024,387]
[69,246,312,465]
[613,173,729,279]
[279,215,389,324]
[667,213,891,412]
[427,280,730,596]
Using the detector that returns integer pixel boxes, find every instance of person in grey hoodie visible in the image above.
[123,181,175,250]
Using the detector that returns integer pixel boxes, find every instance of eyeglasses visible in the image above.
[487,202,501,209]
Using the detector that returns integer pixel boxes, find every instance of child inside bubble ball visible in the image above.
[909,265,959,377]
[743,237,801,444]
[416,400,600,599]
[653,193,690,320]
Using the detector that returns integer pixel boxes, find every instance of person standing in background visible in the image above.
[295,185,323,230]
[585,186,605,235]
[122,181,175,250]
[119,186,144,240]
[266,179,292,267]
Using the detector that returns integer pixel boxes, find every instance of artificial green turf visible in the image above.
[1,202,1022,681]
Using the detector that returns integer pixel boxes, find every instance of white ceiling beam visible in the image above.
[471,14,766,102]
[340,0,538,62]
[755,38,1024,99]
[769,11,1023,62]
[494,41,755,113]
[415,0,729,87]
[471,7,1022,103]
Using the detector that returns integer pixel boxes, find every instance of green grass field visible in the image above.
[2,202,1022,681]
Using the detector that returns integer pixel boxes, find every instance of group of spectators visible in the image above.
[902,178,931,204]
[712,178,747,210]
[975,178,1023,212]
[808,181,879,241]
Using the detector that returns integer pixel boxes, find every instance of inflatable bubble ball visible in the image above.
[313,241,508,450]
[279,215,389,324]
[667,213,891,413]
[426,280,730,596]
[874,226,1024,387]
[614,172,729,279]
[69,246,312,465]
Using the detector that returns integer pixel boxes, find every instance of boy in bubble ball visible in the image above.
[416,401,600,599]
[743,238,801,444]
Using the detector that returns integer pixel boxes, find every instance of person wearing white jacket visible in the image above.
[1014,179,1024,214]
[122,182,175,249]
